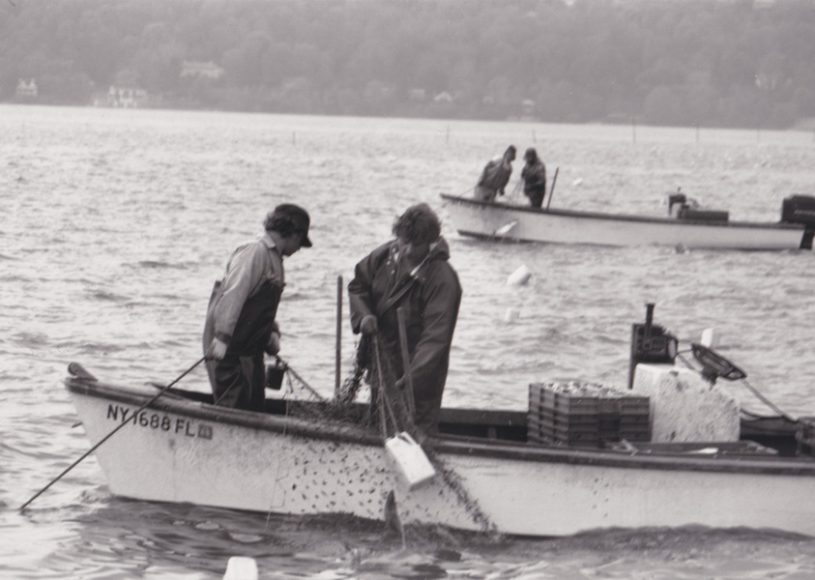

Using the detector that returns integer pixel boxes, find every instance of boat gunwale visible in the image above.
[454,229,795,252]
[440,193,805,231]
[66,375,815,477]
[66,377,383,447]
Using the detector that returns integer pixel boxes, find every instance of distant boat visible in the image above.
[441,192,815,251]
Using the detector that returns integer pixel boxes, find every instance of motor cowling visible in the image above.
[781,194,815,227]
[627,303,678,390]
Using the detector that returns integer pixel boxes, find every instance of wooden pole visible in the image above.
[335,275,342,398]
[396,307,416,415]
[545,166,560,211]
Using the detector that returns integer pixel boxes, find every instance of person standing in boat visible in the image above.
[474,145,516,202]
[348,203,462,434]
[521,147,547,208]
[203,204,312,411]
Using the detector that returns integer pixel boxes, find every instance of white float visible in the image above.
[631,364,740,443]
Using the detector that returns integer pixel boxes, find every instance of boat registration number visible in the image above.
[106,404,213,440]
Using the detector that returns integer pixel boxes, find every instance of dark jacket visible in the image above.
[521,160,547,196]
[477,158,513,196]
[348,237,462,430]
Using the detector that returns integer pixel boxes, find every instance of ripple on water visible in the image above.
[6,110,815,577]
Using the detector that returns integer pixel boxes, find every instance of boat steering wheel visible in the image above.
[690,343,747,382]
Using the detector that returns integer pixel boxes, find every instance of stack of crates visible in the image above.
[528,381,650,447]
[795,418,815,456]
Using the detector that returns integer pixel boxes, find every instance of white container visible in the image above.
[632,364,740,443]
[507,264,531,286]
[385,431,437,490]
[223,556,258,580]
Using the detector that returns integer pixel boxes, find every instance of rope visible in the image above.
[740,378,796,423]
[677,352,795,422]
[21,357,206,511]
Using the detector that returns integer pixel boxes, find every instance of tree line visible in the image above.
[1,0,813,128]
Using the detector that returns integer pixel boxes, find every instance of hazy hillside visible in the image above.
[1,0,813,128]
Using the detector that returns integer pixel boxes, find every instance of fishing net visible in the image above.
[274,338,501,538]
[279,336,411,435]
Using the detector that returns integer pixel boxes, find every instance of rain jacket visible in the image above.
[474,150,514,202]
[348,237,461,430]
[521,159,547,207]
[202,233,284,410]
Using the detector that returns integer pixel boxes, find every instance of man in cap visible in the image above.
[348,203,461,434]
[521,147,547,208]
[203,203,312,411]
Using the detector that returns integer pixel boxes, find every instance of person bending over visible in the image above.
[203,204,312,411]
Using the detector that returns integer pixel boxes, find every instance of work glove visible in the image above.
[265,331,281,355]
[360,314,378,335]
[207,337,228,361]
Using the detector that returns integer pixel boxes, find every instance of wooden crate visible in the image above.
[528,382,651,446]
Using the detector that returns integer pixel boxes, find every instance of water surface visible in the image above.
[3,105,815,578]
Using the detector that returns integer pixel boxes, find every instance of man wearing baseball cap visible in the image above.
[203,203,312,411]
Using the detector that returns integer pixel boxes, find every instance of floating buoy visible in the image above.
[494,220,518,237]
[503,307,519,323]
[572,178,583,187]
[700,328,717,348]
[223,556,258,580]
[507,265,531,286]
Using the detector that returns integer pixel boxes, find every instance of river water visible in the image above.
[3,104,815,578]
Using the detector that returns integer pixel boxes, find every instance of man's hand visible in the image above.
[206,338,228,361]
[360,315,378,335]
[265,331,281,355]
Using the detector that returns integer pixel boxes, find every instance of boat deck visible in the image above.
[163,386,807,460]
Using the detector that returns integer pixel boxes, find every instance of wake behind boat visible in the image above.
[63,307,815,538]
[441,191,815,251]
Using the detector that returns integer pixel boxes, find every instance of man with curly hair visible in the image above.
[348,203,462,433]
[203,204,312,411]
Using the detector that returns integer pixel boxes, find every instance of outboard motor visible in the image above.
[781,194,815,249]
[627,303,678,390]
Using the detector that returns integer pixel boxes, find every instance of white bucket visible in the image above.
[223,556,258,580]
[385,431,436,490]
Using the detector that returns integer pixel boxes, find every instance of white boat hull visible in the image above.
[67,377,815,537]
[441,194,809,251]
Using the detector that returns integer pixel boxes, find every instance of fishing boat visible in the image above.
[64,307,815,538]
[440,192,815,251]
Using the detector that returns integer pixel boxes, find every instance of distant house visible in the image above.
[433,91,454,104]
[15,79,38,99]
[106,86,149,108]
[180,61,224,80]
